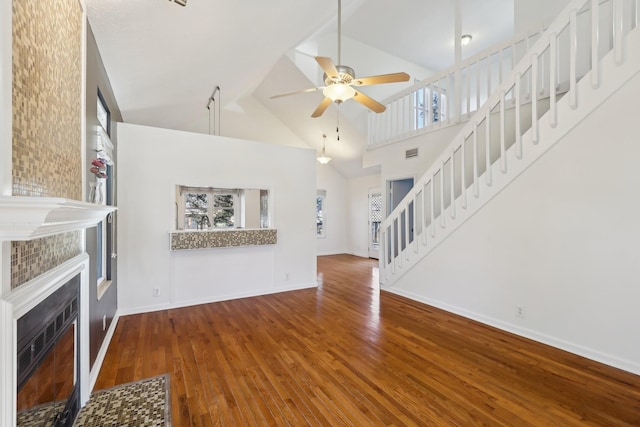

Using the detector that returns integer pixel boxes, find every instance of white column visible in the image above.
[454,0,462,123]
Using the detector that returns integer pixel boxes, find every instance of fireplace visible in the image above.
[0,196,116,427]
[16,275,80,427]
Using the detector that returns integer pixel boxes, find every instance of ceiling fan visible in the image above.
[271,0,410,118]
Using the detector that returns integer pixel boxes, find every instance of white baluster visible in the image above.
[570,9,578,109]
[487,53,492,101]
[614,0,623,65]
[476,60,481,110]
[461,136,467,209]
[440,163,446,228]
[591,0,600,89]
[450,149,456,219]
[550,32,558,127]
[531,54,539,144]
[466,62,471,116]
[473,123,479,198]
[422,183,429,246]
[500,91,507,173]
[515,72,523,160]
[499,48,504,84]
[485,110,493,185]
[430,173,436,238]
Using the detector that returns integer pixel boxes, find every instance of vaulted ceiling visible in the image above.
[86,0,514,178]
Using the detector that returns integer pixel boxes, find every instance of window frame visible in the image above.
[316,190,326,238]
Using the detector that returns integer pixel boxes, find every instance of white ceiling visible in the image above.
[86,0,514,178]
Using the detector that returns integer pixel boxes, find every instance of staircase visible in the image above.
[380,0,640,288]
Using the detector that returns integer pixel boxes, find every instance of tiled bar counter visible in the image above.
[170,229,277,251]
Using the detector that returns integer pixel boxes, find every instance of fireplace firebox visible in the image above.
[16,275,80,427]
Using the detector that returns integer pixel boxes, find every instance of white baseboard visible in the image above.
[118,282,318,317]
[384,287,640,376]
[89,309,121,392]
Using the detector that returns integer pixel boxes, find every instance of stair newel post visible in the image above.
[550,32,558,127]
[485,110,493,185]
[450,149,456,219]
[613,0,624,65]
[570,9,579,109]
[515,72,523,160]
[591,0,600,89]
[531,53,539,144]
[473,123,479,198]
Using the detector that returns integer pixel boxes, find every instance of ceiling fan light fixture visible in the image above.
[323,83,356,103]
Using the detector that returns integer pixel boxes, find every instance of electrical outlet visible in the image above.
[102,314,106,331]
[515,306,525,318]
[153,288,160,297]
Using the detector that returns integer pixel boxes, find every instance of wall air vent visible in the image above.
[405,148,419,159]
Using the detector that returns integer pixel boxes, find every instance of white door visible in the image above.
[368,192,382,259]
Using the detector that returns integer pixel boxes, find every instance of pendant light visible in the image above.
[317,134,332,164]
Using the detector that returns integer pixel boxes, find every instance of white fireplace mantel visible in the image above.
[0,196,116,240]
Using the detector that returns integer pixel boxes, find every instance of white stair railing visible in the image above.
[368,28,547,148]
[380,0,640,287]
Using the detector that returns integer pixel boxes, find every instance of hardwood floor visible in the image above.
[95,254,640,426]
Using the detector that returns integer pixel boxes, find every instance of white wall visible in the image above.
[390,71,640,374]
[116,123,317,314]
[514,0,571,33]
[347,174,381,258]
[316,164,349,255]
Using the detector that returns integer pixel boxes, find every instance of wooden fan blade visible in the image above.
[270,86,323,99]
[315,56,339,78]
[311,97,333,118]
[353,72,410,86]
[353,90,385,113]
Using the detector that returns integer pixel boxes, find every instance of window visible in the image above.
[316,190,326,238]
[96,91,114,298]
[413,86,446,130]
[176,186,270,230]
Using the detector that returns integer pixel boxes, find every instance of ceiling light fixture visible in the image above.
[323,83,356,103]
[317,134,332,164]
[461,34,472,46]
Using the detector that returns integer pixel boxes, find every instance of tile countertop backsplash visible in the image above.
[169,229,277,250]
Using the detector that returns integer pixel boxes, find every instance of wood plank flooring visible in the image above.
[95,254,640,426]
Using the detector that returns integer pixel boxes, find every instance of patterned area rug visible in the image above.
[73,375,171,426]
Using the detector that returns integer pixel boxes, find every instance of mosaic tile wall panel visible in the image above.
[170,229,278,251]
[11,0,83,289]
[12,0,82,199]
[11,232,82,289]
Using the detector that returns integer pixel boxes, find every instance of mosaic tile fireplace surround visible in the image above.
[0,198,116,427]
